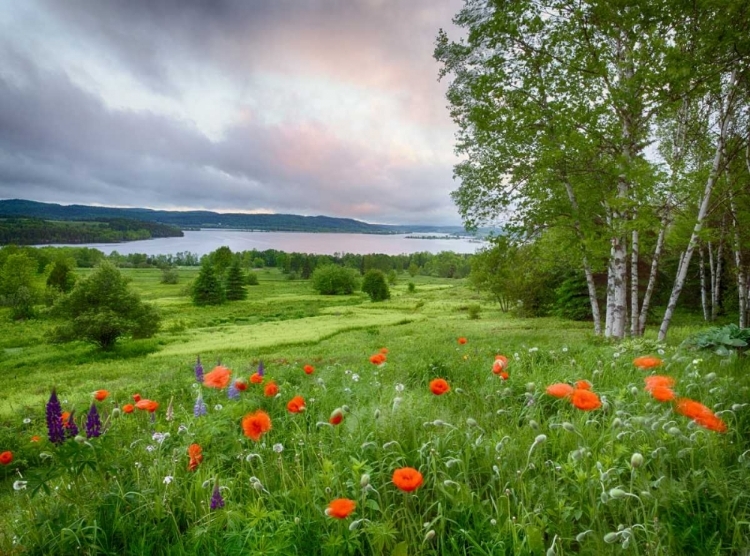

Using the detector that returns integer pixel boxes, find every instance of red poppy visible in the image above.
[649,386,675,402]
[392,467,423,492]
[571,389,601,411]
[188,443,203,471]
[61,411,71,427]
[633,356,663,370]
[458,337,467,345]
[546,383,574,399]
[329,408,344,426]
[575,380,591,391]
[287,395,306,413]
[249,373,263,384]
[694,413,727,433]
[0,451,12,465]
[242,410,272,441]
[204,366,232,388]
[135,399,159,412]
[675,398,713,420]
[644,375,675,391]
[327,498,356,519]
[30,435,41,443]
[429,378,450,395]
[94,389,109,401]
[264,381,279,397]
[235,380,248,391]
[133,393,142,402]
[380,347,389,354]
[492,358,508,375]
[369,353,386,365]
[498,371,509,380]
[303,364,315,375]
[122,404,135,414]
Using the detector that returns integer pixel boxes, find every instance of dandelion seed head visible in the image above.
[273,443,284,453]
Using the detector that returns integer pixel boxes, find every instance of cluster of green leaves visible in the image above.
[361,270,390,302]
[682,324,750,356]
[310,265,360,295]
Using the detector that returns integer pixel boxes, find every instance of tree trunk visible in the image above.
[712,220,725,321]
[638,213,668,335]
[630,228,640,336]
[708,241,716,319]
[700,244,710,321]
[611,234,628,339]
[605,245,616,337]
[658,71,736,341]
[729,193,747,328]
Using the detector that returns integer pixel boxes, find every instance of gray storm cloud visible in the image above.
[0,0,464,225]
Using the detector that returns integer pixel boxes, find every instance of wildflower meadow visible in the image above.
[1,268,749,555]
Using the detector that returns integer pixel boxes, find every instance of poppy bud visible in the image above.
[360,474,370,488]
[630,453,644,468]
[608,488,627,499]
[424,530,436,542]
[74,435,85,443]
[562,422,576,432]
[529,420,539,430]
[112,408,121,418]
[604,532,619,543]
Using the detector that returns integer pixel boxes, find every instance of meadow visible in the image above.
[0,267,748,555]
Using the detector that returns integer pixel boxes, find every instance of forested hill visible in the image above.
[0,199,469,235]
[0,217,183,245]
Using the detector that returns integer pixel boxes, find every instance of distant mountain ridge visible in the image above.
[0,199,470,235]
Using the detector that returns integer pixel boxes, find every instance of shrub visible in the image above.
[552,274,591,321]
[467,303,481,320]
[387,270,398,285]
[408,282,416,293]
[160,267,179,284]
[362,269,390,302]
[682,324,750,356]
[311,265,360,295]
[52,261,160,349]
[246,271,259,286]
[46,259,77,293]
[192,262,225,306]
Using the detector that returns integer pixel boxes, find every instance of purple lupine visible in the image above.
[46,389,65,445]
[194,394,207,417]
[210,482,225,510]
[65,410,79,438]
[195,356,204,383]
[85,403,101,438]
[227,381,240,400]
[257,360,265,377]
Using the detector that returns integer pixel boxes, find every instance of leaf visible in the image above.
[391,541,409,556]
[365,499,380,511]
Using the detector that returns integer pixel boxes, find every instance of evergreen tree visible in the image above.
[192,262,225,306]
[225,259,247,301]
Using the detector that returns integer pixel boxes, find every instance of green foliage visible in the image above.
[210,246,234,276]
[408,263,419,277]
[0,253,39,298]
[682,324,750,356]
[52,262,160,349]
[408,282,416,293]
[8,285,35,320]
[553,274,592,321]
[387,269,398,285]
[224,259,248,301]
[252,257,265,268]
[246,271,259,286]
[46,259,77,293]
[159,267,179,284]
[467,303,481,320]
[311,265,360,295]
[361,269,390,302]
[192,262,225,306]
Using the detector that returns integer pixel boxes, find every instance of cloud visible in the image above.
[0,0,464,225]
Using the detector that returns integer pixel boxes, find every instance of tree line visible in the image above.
[0,217,183,245]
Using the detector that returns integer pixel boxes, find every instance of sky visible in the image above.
[0,0,466,226]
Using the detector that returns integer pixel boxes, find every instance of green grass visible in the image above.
[0,268,748,555]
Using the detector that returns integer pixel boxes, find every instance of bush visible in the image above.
[52,261,160,349]
[467,303,481,320]
[387,269,398,285]
[311,265,360,295]
[552,274,591,321]
[160,267,179,284]
[408,282,416,293]
[246,271,259,286]
[192,262,225,306]
[46,259,77,292]
[362,269,390,302]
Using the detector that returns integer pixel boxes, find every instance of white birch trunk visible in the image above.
[605,244,616,337]
[700,244,710,321]
[708,241,716,318]
[658,71,737,341]
[712,222,725,321]
[630,228,639,336]
[611,234,628,339]
[638,214,668,335]
[729,193,747,328]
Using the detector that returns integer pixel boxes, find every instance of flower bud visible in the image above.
[608,488,627,500]
[630,453,644,468]
[562,422,576,432]
[603,532,619,543]
[111,408,121,418]
[424,530,436,542]
[360,474,370,488]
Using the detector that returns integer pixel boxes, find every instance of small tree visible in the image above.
[192,262,225,306]
[1,253,41,319]
[160,267,179,284]
[362,270,390,302]
[311,265,360,295]
[53,261,160,349]
[246,271,259,286]
[225,259,247,301]
[46,259,77,293]
[408,263,419,277]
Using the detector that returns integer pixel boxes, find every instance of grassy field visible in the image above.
[0,268,748,554]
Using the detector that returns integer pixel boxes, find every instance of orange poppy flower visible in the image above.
[287,395,306,413]
[242,410,272,441]
[571,389,601,411]
[649,386,675,402]
[122,404,135,414]
[458,337,467,345]
[0,451,12,465]
[546,383,574,399]
[188,443,203,471]
[575,380,591,391]
[235,380,248,391]
[380,347,389,354]
[204,366,232,388]
[369,353,386,365]
[133,393,142,402]
[135,399,159,412]
[94,389,109,401]
[492,357,508,374]
[644,375,675,391]
[392,467,423,492]
[61,411,71,426]
[694,413,727,433]
[264,381,279,397]
[249,373,263,384]
[497,371,509,380]
[675,398,713,420]
[429,378,450,395]
[30,435,41,442]
[327,498,356,519]
[303,364,315,375]
[329,408,344,426]
[633,356,663,370]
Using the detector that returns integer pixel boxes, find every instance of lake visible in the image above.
[43,230,485,256]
